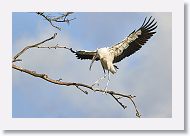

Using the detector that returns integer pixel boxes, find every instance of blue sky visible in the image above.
[12,12,172,118]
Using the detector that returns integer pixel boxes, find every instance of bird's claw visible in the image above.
[103,87,109,94]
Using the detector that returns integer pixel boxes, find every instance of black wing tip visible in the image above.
[141,17,158,34]
[141,17,147,27]
[142,16,157,28]
[75,51,84,60]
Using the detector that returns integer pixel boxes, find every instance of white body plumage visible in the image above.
[97,47,116,74]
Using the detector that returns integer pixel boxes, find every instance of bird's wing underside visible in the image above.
[75,50,99,61]
[110,16,157,63]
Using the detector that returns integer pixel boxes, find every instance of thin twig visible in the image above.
[110,94,127,109]
[36,12,75,30]
[13,33,57,62]
[37,44,76,53]
[128,97,141,118]
[76,86,88,94]
[12,59,22,62]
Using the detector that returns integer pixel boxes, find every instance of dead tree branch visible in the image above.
[36,12,76,30]
[37,44,76,53]
[13,33,57,62]
[12,33,141,118]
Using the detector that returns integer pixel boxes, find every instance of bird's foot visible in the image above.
[103,87,109,94]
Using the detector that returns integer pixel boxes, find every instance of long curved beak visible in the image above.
[89,53,98,70]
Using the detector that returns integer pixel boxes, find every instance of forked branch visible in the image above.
[12,33,141,118]
[13,33,57,62]
[36,12,76,30]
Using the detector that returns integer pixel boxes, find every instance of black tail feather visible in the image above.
[114,65,119,69]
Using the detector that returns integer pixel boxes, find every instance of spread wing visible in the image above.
[110,16,157,63]
[75,50,99,60]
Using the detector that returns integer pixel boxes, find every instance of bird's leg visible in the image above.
[92,71,107,87]
[104,71,110,93]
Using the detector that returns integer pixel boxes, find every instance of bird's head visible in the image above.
[89,50,99,71]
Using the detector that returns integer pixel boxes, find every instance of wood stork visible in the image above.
[74,16,157,91]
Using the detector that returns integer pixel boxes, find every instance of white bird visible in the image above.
[74,17,157,91]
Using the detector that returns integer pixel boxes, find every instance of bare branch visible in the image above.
[76,85,88,94]
[36,12,76,30]
[13,33,57,62]
[37,44,76,53]
[110,93,127,109]
[12,63,140,117]
[12,59,22,62]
